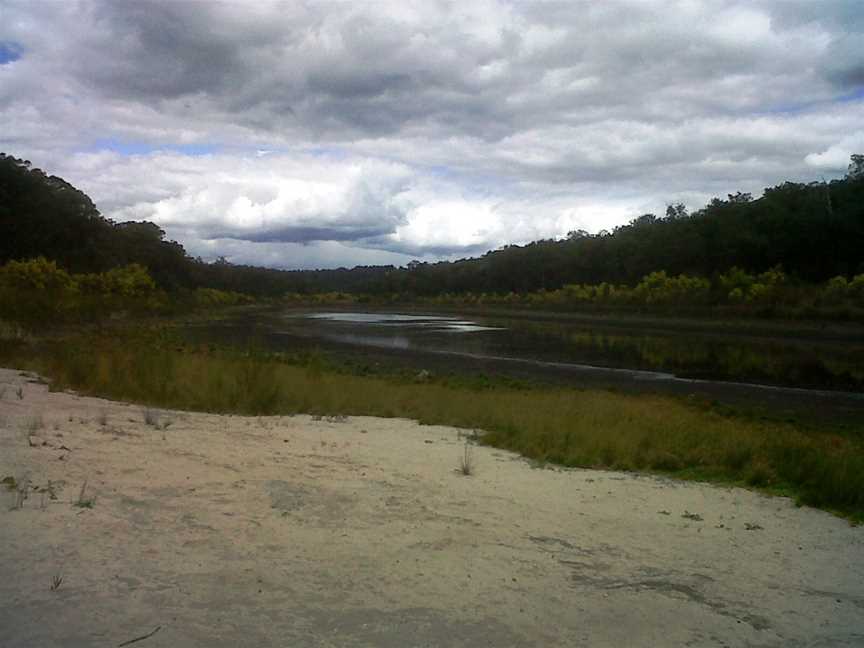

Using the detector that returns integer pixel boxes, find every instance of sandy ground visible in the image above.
[1,368,862,648]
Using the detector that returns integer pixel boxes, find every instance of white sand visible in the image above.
[1,367,862,647]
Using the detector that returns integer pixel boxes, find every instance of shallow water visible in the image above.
[307,312,504,332]
[188,309,864,396]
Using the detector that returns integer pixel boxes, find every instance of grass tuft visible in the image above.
[74,479,94,509]
[143,407,160,427]
[457,442,475,476]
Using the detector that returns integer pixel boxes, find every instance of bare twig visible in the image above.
[118,626,162,647]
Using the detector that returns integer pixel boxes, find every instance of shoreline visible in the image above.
[2,367,863,647]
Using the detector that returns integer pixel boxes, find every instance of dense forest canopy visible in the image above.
[1,152,863,298]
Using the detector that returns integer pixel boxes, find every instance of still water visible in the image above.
[192,310,864,395]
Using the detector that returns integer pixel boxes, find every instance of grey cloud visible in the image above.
[359,237,494,260]
[179,237,418,271]
[824,35,864,90]
[77,1,283,100]
[2,1,864,270]
[208,223,394,245]
[761,0,864,32]
[9,1,859,144]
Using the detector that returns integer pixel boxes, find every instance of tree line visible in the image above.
[1,151,863,305]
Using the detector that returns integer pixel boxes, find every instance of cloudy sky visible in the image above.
[1,1,863,269]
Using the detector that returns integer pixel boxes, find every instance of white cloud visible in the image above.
[1,0,863,268]
[805,132,864,173]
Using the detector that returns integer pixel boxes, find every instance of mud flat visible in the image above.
[1,368,862,647]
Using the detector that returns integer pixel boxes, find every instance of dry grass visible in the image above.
[10,475,29,511]
[14,337,864,520]
[457,442,475,476]
[143,407,160,426]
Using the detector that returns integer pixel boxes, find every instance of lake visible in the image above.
[184,307,864,419]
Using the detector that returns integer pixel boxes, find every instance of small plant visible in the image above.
[10,476,29,510]
[457,429,481,443]
[38,480,59,501]
[143,407,171,430]
[74,479,94,509]
[50,573,63,591]
[143,407,160,427]
[457,442,475,476]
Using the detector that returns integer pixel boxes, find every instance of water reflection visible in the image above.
[188,310,864,393]
[326,333,413,349]
[496,318,863,392]
[307,313,453,324]
[296,311,863,392]
[302,312,504,333]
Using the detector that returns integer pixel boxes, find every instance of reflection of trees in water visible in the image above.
[189,314,863,392]
[508,320,862,390]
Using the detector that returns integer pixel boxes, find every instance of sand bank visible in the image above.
[1,368,862,647]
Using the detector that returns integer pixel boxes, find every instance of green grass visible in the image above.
[4,330,864,521]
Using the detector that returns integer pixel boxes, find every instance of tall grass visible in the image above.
[8,334,864,520]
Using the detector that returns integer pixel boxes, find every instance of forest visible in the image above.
[1,151,863,322]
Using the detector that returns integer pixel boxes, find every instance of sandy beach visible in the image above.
[1,367,862,647]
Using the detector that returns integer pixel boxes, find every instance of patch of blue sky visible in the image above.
[836,87,864,103]
[762,87,864,116]
[91,139,220,156]
[426,164,459,179]
[422,163,516,197]
[0,42,23,65]
[301,145,349,159]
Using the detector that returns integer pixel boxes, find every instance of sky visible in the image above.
[1,1,863,270]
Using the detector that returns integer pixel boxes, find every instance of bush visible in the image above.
[0,257,78,329]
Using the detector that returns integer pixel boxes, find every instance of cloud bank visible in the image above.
[1,0,862,268]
